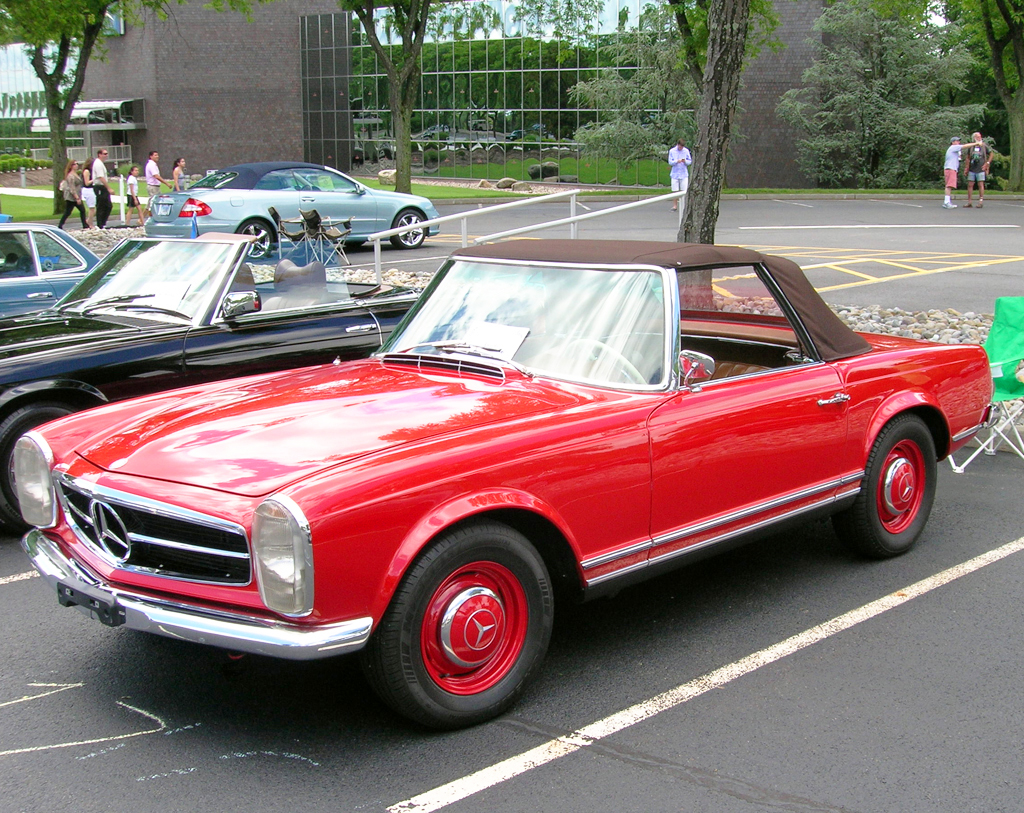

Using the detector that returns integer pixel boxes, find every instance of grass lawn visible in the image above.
[0,194,61,221]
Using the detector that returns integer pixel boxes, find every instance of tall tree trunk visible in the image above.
[677,0,751,244]
[1004,90,1024,192]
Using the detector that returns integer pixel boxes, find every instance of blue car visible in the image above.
[145,161,440,260]
[0,223,99,317]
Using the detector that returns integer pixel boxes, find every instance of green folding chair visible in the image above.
[949,296,1024,473]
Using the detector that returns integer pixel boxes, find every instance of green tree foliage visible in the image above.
[569,4,697,177]
[0,0,261,211]
[946,0,1024,190]
[777,0,981,188]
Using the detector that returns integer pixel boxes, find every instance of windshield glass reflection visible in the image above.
[386,260,668,388]
[57,240,237,321]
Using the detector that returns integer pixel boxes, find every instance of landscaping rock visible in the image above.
[377,169,397,186]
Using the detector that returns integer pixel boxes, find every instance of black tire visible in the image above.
[832,414,936,559]
[0,402,74,532]
[390,209,427,249]
[236,218,276,260]
[360,520,553,729]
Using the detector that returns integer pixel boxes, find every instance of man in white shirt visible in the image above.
[143,151,169,218]
[91,148,112,228]
[668,138,692,212]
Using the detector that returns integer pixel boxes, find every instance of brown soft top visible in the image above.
[453,240,870,362]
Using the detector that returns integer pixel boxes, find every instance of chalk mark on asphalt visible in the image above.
[0,570,38,586]
[388,535,1024,813]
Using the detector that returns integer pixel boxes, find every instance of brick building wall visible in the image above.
[729,0,823,188]
[83,0,338,176]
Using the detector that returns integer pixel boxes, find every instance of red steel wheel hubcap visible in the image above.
[877,440,925,534]
[421,561,528,695]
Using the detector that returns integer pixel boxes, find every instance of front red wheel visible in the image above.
[361,521,553,729]
[833,414,936,559]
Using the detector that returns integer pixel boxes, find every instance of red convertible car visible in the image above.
[19,240,992,729]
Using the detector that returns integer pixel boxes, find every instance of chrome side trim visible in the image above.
[650,473,864,549]
[581,539,653,570]
[21,530,371,660]
[586,488,859,588]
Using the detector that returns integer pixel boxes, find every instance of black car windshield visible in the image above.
[384,259,669,388]
[56,239,238,322]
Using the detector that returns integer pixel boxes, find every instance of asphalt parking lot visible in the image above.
[2,198,1022,812]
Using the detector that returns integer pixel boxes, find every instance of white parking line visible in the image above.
[739,224,1020,230]
[0,570,37,586]
[869,200,924,208]
[772,199,814,208]
[388,535,1024,813]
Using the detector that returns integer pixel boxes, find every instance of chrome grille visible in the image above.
[57,476,251,585]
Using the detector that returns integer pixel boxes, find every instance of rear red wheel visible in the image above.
[361,521,553,729]
[833,414,936,559]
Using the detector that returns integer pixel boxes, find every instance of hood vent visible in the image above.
[381,352,506,382]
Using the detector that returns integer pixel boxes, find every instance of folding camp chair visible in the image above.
[949,296,1024,473]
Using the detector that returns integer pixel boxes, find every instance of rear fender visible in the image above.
[860,391,949,460]
[369,488,580,624]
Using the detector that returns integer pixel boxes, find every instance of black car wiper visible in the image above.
[79,293,155,316]
[111,303,192,321]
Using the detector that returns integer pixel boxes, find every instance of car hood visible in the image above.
[0,312,143,361]
[75,359,581,497]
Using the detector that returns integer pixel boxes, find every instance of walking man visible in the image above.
[965,132,991,208]
[143,151,169,218]
[668,137,692,212]
[90,148,112,228]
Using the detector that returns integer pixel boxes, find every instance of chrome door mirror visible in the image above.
[221,291,261,320]
[680,350,715,390]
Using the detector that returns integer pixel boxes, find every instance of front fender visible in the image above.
[0,378,107,414]
[369,488,581,625]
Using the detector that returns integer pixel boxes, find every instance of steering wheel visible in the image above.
[563,337,647,385]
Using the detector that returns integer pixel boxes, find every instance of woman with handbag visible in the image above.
[57,159,91,230]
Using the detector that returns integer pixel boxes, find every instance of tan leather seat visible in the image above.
[261,259,328,310]
[710,360,769,380]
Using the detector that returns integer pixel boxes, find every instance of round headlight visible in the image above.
[14,433,56,528]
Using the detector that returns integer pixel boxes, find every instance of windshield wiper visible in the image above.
[111,303,192,321]
[80,293,155,316]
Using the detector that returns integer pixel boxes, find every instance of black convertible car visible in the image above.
[0,233,417,531]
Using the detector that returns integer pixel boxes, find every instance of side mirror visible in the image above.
[221,290,261,320]
[680,350,715,390]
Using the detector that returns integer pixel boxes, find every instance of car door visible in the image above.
[0,230,62,317]
[180,301,385,387]
[32,229,92,302]
[647,362,850,565]
[294,168,379,237]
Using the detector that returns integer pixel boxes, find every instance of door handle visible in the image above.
[345,323,376,333]
[27,292,54,299]
[817,392,850,406]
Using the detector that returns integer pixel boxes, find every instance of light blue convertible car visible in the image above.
[0,223,99,317]
[145,161,440,260]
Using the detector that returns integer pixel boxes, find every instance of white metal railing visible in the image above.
[366,189,579,284]
[474,191,687,244]
[366,189,687,283]
[32,145,133,165]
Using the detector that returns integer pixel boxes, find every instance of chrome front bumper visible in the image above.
[22,529,372,661]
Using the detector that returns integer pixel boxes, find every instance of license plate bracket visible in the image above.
[57,581,126,627]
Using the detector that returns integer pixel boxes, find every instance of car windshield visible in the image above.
[384,259,669,388]
[188,171,238,190]
[56,239,238,322]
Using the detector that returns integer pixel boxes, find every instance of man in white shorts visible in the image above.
[668,137,692,212]
[143,151,170,218]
